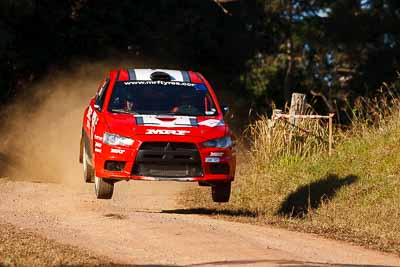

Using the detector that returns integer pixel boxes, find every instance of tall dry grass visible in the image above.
[247,111,329,166]
[345,80,400,133]
[248,80,400,168]
[182,77,400,254]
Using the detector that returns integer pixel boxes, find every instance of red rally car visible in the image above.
[79,69,236,202]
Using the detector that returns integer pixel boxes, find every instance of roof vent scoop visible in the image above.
[150,71,172,81]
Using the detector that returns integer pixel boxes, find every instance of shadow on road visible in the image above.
[277,174,358,218]
[186,259,396,267]
[161,207,257,217]
[66,259,397,267]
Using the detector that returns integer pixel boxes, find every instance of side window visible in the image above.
[204,94,217,115]
[95,78,110,111]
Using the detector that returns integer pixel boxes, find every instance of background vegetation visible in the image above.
[2,0,400,122]
[182,79,400,254]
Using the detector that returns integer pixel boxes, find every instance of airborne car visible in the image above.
[79,69,235,202]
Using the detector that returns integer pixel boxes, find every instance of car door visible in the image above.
[85,78,110,157]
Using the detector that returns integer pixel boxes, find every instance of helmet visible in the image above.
[126,94,135,102]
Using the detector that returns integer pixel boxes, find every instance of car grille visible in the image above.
[132,142,203,177]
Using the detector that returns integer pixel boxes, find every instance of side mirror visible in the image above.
[94,104,101,111]
[222,105,229,116]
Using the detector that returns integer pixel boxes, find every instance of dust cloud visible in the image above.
[0,62,116,184]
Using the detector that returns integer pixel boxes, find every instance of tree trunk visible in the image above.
[283,0,294,102]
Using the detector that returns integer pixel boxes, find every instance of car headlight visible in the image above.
[103,132,134,146]
[202,136,232,148]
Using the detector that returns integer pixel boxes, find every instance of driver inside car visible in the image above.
[170,94,198,114]
[124,96,135,112]
[109,94,136,113]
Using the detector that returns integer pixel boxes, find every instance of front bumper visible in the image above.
[93,138,235,182]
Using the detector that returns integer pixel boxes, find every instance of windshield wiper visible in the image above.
[143,112,177,116]
[146,112,201,116]
[110,109,138,115]
[170,112,203,116]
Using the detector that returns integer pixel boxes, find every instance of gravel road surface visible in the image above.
[0,178,399,266]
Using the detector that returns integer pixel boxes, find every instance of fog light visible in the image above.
[209,164,229,174]
[105,161,126,171]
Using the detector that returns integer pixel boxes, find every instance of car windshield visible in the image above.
[108,81,218,116]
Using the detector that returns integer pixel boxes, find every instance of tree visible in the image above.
[241,0,400,116]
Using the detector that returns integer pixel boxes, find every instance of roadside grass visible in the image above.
[181,85,400,254]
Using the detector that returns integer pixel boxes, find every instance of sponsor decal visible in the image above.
[86,106,93,129]
[95,142,102,148]
[194,84,207,91]
[89,110,99,141]
[135,115,197,127]
[198,119,224,127]
[205,157,220,163]
[91,111,98,130]
[94,148,102,153]
[87,106,93,121]
[94,135,103,141]
[210,152,224,157]
[110,148,125,154]
[145,129,190,136]
[124,81,195,87]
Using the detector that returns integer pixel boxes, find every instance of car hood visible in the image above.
[104,113,228,141]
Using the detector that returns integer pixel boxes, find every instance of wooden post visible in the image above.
[328,113,334,156]
[289,93,306,125]
[288,93,306,152]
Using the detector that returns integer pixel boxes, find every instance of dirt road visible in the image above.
[0,178,399,266]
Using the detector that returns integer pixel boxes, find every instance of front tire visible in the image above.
[211,182,231,203]
[83,146,94,183]
[94,176,114,199]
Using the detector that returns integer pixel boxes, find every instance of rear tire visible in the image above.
[94,176,114,199]
[211,182,231,203]
[83,146,94,183]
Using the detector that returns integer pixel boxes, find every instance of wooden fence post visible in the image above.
[289,93,306,125]
[288,93,306,152]
[329,113,334,156]
[272,94,334,156]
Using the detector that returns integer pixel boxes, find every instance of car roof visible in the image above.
[128,69,190,82]
[111,68,204,83]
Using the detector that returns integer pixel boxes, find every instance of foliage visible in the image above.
[240,54,281,101]
[0,0,251,104]
[242,0,400,115]
[1,0,400,118]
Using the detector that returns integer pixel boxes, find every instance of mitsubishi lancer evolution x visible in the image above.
[79,69,236,202]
